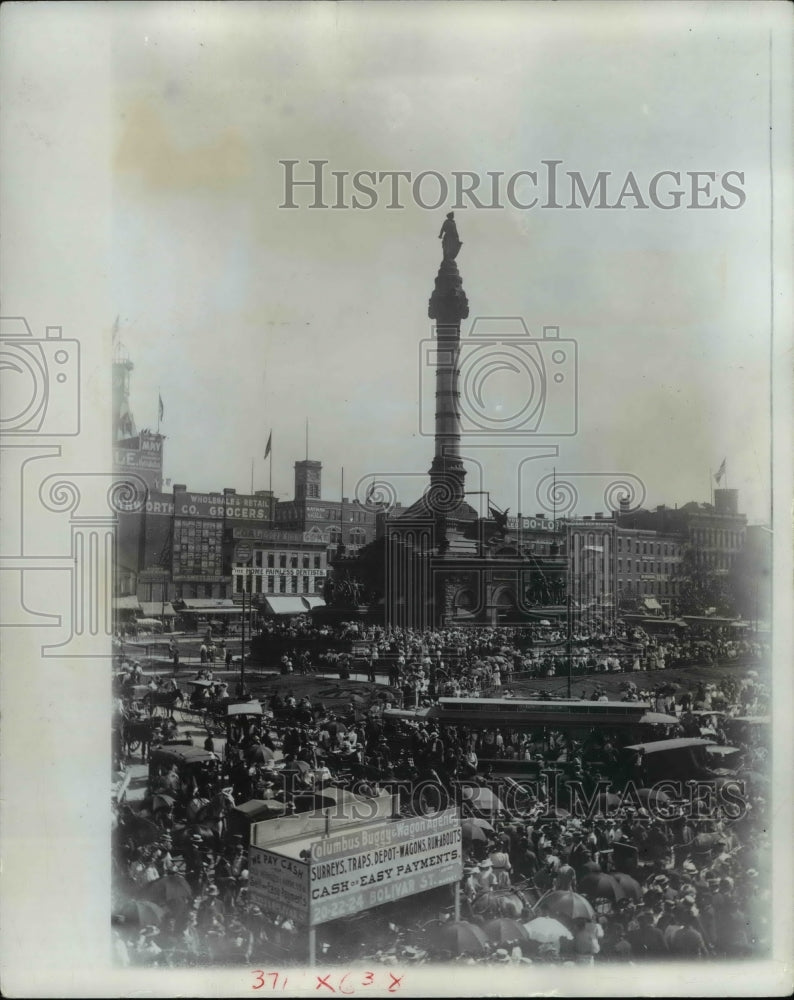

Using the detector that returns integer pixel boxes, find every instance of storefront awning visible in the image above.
[180,599,237,609]
[642,598,662,610]
[140,602,176,617]
[301,595,326,610]
[262,596,312,615]
[113,596,141,611]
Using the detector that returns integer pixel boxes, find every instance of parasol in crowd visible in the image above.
[142,873,193,909]
[692,832,727,854]
[610,872,642,901]
[250,744,275,764]
[536,890,595,922]
[461,819,493,843]
[483,918,530,946]
[113,898,167,927]
[594,791,621,811]
[461,786,506,815]
[637,787,673,807]
[581,859,603,875]
[579,873,626,903]
[523,916,574,945]
[430,920,489,957]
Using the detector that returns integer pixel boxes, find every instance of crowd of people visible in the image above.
[112,615,771,969]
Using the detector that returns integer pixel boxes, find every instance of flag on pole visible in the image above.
[264,431,272,460]
[714,458,726,484]
[158,394,164,422]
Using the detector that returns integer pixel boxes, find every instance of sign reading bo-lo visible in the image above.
[309,808,462,926]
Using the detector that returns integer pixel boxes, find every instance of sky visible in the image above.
[111,2,777,524]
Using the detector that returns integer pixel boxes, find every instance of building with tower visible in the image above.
[274,460,377,558]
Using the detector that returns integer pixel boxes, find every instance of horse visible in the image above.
[143,687,184,718]
[120,712,162,760]
[196,788,236,847]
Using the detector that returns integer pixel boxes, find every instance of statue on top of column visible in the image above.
[439,212,462,261]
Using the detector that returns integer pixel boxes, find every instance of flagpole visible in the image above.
[251,458,254,494]
[305,418,309,461]
[709,468,713,507]
[157,386,161,435]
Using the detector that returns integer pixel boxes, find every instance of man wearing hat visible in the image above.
[475,858,497,893]
[197,883,226,931]
[184,833,205,887]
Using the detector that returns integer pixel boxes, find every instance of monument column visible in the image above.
[428,214,469,515]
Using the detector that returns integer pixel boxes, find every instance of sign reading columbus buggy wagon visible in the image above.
[309,808,462,926]
[247,810,463,928]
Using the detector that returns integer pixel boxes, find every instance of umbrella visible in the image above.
[461,787,506,815]
[594,791,621,810]
[464,816,494,833]
[536,890,595,922]
[142,873,193,908]
[523,916,574,944]
[282,759,312,773]
[692,833,726,853]
[581,860,602,875]
[250,745,275,764]
[461,821,489,844]
[610,873,642,901]
[483,918,530,946]
[113,898,167,927]
[579,873,626,902]
[637,787,673,806]
[430,921,489,957]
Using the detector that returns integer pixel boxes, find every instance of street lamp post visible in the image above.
[240,582,246,696]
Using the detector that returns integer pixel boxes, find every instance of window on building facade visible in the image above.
[267,576,274,592]
[291,576,298,593]
[279,576,286,593]
[314,555,321,569]
[255,551,263,567]
[267,554,274,568]
[303,576,310,592]
[279,554,287,569]
[255,575,262,594]
[302,554,309,569]
[290,554,298,569]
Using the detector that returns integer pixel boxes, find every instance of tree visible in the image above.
[676,546,737,617]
